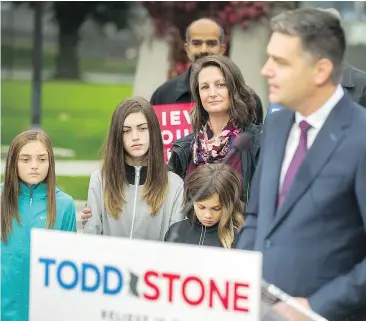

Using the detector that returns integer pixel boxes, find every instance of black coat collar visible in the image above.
[125,163,147,185]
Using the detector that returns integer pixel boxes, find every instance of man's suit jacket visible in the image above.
[342,64,366,108]
[238,93,366,321]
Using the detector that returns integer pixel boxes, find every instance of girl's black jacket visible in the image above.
[164,219,241,248]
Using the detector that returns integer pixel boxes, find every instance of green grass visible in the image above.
[1,80,133,159]
[56,176,90,200]
[1,44,137,74]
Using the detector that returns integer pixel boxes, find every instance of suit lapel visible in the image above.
[261,110,294,225]
[267,94,353,237]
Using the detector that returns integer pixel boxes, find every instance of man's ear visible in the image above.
[314,58,334,86]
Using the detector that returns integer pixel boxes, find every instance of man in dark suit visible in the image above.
[150,18,264,124]
[238,8,366,321]
[266,8,366,117]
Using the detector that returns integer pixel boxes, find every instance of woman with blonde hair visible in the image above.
[83,97,184,240]
[1,130,76,321]
[165,164,244,248]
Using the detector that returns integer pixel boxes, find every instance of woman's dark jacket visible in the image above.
[168,123,262,203]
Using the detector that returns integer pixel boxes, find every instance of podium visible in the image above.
[29,229,327,321]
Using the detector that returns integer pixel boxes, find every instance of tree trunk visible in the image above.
[31,2,44,128]
[54,20,80,79]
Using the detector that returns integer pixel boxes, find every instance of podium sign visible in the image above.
[152,103,195,162]
[30,229,262,321]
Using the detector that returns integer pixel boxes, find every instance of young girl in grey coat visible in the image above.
[83,97,184,240]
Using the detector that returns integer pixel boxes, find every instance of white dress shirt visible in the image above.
[279,85,345,192]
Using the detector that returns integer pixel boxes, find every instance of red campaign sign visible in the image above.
[152,103,195,162]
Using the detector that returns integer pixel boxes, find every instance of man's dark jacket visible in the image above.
[342,64,366,108]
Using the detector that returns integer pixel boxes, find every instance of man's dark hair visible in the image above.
[185,18,225,44]
[271,8,346,84]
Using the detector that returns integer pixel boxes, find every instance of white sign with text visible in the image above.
[30,229,262,321]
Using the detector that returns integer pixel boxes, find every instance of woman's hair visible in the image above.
[1,130,56,243]
[182,164,244,248]
[190,55,258,132]
[101,97,168,219]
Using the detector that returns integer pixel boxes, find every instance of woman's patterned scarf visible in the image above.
[192,120,241,164]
